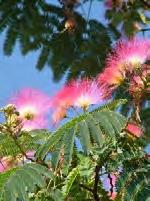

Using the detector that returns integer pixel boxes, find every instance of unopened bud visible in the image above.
[4,104,16,115]
[65,18,77,30]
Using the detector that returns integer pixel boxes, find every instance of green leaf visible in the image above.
[78,120,91,154]
[62,166,79,198]
[37,106,127,172]
[0,163,54,201]
[116,162,150,201]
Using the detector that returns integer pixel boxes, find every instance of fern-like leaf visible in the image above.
[36,107,127,173]
[0,163,54,201]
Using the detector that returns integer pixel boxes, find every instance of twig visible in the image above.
[93,165,100,201]
[108,173,113,196]
[87,0,92,23]
[11,136,35,162]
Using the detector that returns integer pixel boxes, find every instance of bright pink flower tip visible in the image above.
[10,88,50,130]
[126,123,143,137]
[50,79,106,123]
[72,79,105,109]
[113,38,150,70]
[98,37,150,96]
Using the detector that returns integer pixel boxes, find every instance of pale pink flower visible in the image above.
[10,88,50,130]
[72,79,105,109]
[126,123,143,137]
[26,151,35,158]
[51,79,106,123]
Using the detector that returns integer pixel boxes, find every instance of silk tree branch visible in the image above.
[93,165,100,201]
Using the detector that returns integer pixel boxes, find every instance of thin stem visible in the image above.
[93,165,100,201]
[108,173,113,196]
[11,136,35,162]
[86,0,92,23]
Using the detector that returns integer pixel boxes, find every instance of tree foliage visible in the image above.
[0,0,150,200]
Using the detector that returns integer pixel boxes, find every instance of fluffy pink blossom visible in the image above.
[10,88,50,130]
[111,38,150,71]
[50,84,76,110]
[98,66,125,92]
[72,79,105,109]
[98,38,150,95]
[126,123,143,137]
[51,79,106,123]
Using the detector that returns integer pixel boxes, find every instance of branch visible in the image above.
[11,136,35,162]
[11,135,49,167]
[93,165,100,201]
[108,173,113,196]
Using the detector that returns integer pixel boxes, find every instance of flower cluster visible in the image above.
[98,38,150,94]
[10,88,51,131]
[1,37,148,137]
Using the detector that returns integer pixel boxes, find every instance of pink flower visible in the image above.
[98,38,150,95]
[98,66,125,93]
[126,123,143,137]
[51,79,106,123]
[112,38,150,71]
[10,88,50,130]
[72,79,105,109]
[50,84,76,110]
